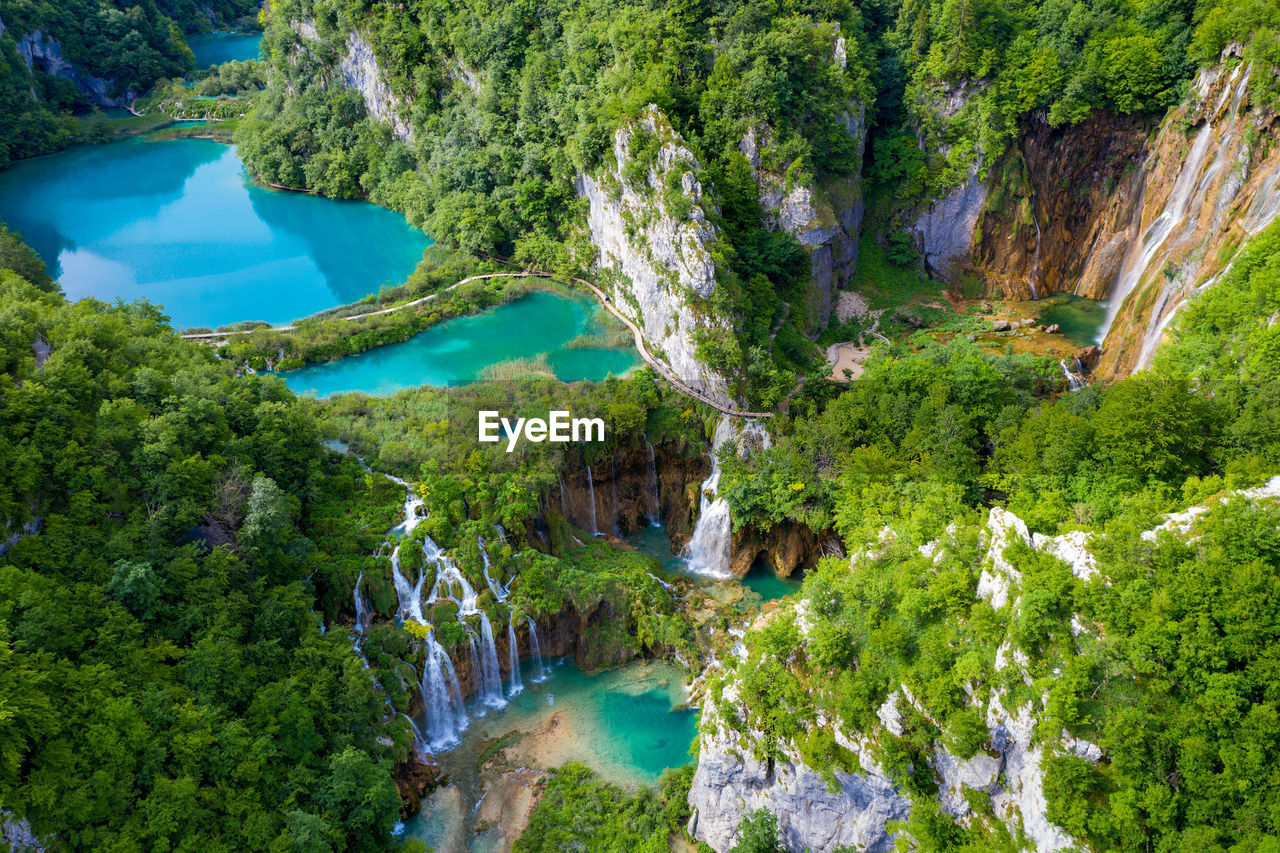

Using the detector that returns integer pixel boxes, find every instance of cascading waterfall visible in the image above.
[353,567,370,636]
[644,435,660,525]
[586,465,600,536]
[557,474,568,517]
[1099,123,1215,342]
[421,636,467,747]
[527,617,546,682]
[478,536,509,602]
[685,419,772,577]
[507,615,523,697]
[476,613,506,707]
[1025,210,1042,300]
[1059,359,1086,392]
[683,418,737,577]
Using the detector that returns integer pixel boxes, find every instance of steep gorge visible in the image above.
[913,52,1280,379]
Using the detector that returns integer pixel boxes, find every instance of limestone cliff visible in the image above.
[13,29,136,107]
[737,35,868,325]
[685,480,1280,851]
[339,31,412,142]
[577,105,733,401]
[293,20,412,141]
[908,53,1280,380]
[1090,56,1280,376]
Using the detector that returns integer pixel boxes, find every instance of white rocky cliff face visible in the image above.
[577,105,732,401]
[294,21,413,142]
[687,480,1280,852]
[738,105,867,325]
[340,31,413,142]
[910,82,989,282]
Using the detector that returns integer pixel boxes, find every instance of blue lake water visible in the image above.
[188,32,263,67]
[280,290,641,397]
[0,138,431,328]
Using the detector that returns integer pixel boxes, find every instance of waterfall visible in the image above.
[527,617,546,682]
[477,612,506,708]
[644,435,660,525]
[353,567,369,635]
[683,418,737,577]
[557,474,568,517]
[401,712,428,756]
[421,635,467,748]
[1059,359,1086,392]
[507,615,523,697]
[479,535,508,602]
[586,466,600,536]
[1099,123,1215,342]
[1025,210,1042,300]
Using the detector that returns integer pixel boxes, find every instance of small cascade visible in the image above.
[1025,210,1042,300]
[644,435,661,525]
[478,536,508,602]
[494,524,507,545]
[586,465,600,536]
[401,712,428,757]
[477,612,506,708]
[557,474,569,517]
[1059,359,1087,392]
[527,617,546,682]
[507,615,523,697]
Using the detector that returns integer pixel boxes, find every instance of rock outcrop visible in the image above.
[689,477,1280,851]
[687,718,909,853]
[15,30,136,107]
[907,52,1280,380]
[972,111,1151,300]
[577,105,732,402]
[340,31,412,142]
[293,21,413,142]
[739,107,867,325]
[1091,57,1280,376]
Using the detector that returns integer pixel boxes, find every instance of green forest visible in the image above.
[2,0,1280,847]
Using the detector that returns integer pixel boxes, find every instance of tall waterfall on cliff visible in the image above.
[1098,121,1216,343]
[586,465,600,536]
[528,617,546,682]
[644,436,660,525]
[507,615,523,697]
[479,535,508,602]
[353,567,370,636]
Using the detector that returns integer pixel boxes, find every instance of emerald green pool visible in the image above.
[742,557,803,602]
[280,291,640,397]
[0,137,431,329]
[187,32,263,67]
[1034,293,1108,346]
[406,659,694,851]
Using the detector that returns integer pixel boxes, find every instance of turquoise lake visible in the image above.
[187,32,264,67]
[280,290,641,396]
[0,138,431,329]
